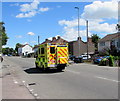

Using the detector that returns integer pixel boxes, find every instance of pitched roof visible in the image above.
[41,36,68,44]
[99,32,120,42]
[20,44,32,48]
[32,44,40,49]
[41,39,51,44]
[51,36,68,44]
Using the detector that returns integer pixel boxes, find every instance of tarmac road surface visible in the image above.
[2,56,119,99]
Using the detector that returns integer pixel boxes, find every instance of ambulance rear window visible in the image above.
[50,47,55,54]
[41,48,44,54]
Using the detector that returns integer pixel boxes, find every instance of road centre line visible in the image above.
[67,70,119,83]
[67,70,80,74]
[96,76,119,83]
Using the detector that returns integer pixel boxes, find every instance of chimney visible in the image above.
[88,37,92,43]
[77,37,81,41]
[52,37,56,41]
[45,39,48,41]
[57,36,61,39]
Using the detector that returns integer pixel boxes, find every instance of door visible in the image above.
[49,46,56,67]
[57,45,68,64]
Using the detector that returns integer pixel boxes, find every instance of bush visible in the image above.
[99,58,109,66]
[108,55,114,67]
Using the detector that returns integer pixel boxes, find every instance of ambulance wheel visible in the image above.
[57,68,62,71]
[41,65,45,71]
[44,67,49,71]
[35,63,39,69]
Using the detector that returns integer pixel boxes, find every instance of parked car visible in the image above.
[92,56,103,64]
[81,54,91,60]
[69,55,76,61]
[93,56,110,64]
[74,56,83,63]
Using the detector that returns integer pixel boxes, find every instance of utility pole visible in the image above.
[86,20,89,60]
[75,7,80,56]
[38,36,40,45]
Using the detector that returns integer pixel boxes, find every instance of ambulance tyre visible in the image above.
[57,67,65,71]
[35,63,39,69]
[41,65,45,71]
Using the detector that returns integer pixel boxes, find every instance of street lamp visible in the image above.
[86,20,89,60]
[75,7,80,56]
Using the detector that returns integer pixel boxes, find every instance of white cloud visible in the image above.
[15,35,22,38]
[39,7,50,12]
[27,32,35,36]
[59,19,86,28]
[16,10,37,18]
[58,18,117,41]
[62,27,92,41]
[16,0,39,18]
[89,21,117,33]
[16,0,50,18]
[20,0,39,12]
[82,1,118,19]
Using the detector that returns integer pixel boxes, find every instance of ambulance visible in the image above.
[35,43,69,71]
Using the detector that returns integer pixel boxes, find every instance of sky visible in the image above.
[1,0,118,49]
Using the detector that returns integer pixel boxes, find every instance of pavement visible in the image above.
[1,59,35,99]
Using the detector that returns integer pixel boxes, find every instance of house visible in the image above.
[33,36,68,53]
[18,44,33,56]
[68,37,95,56]
[98,32,120,53]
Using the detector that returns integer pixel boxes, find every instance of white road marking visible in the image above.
[96,76,119,83]
[34,93,38,97]
[30,89,33,92]
[67,70,80,74]
[13,80,18,84]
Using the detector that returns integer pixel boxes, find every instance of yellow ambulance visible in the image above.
[35,43,69,71]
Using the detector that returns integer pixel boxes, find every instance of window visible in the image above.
[50,47,55,54]
[41,48,44,54]
[117,40,120,48]
[111,40,115,46]
[100,42,105,46]
[39,48,41,54]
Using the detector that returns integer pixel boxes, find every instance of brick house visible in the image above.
[68,37,95,56]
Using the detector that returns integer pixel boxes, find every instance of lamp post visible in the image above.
[86,20,88,60]
[75,7,80,56]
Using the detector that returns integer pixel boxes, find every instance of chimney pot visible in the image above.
[88,37,92,43]
[78,37,81,40]
[52,37,56,41]
[58,36,61,39]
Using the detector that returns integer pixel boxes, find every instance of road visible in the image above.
[2,56,119,99]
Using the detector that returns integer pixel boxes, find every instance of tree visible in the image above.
[91,34,101,51]
[15,43,23,55]
[116,24,120,32]
[0,22,9,46]
[2,47,15,55]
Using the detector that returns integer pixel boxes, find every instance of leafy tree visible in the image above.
[91,34,101,51]
[0,22,9,46]
[116,24,120,32]
[15,43,23,55]
[2,47,15,55]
